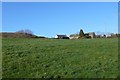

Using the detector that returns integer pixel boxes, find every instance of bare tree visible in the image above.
[16,29,33,35]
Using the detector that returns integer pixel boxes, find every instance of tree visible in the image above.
[79,29,84,38]
[16,29,33,35]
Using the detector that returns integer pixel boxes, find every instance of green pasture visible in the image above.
[2,38,118,78]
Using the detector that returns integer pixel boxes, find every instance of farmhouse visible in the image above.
[55,34,69,39]
[69,36,79,39]
[69,33,79,39]
[84,32,96,39]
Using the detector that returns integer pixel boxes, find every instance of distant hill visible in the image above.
[0,32,46,38]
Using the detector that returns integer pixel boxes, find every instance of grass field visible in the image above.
[2,38,118,78]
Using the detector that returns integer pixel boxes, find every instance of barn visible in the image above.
[55,34,69,39]
[84,32,96,39]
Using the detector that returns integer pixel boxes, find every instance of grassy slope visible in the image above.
[2,38,118,78]
[0,38,2,79]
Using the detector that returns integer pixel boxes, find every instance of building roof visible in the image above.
[56,35,67,37]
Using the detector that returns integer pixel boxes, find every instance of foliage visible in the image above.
[1,32,39,38]
[16,29,33,35]
[2,38,118,78]
[79,29,85,38]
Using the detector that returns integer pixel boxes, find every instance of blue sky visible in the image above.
[2,2,118,37]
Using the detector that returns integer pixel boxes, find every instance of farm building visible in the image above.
[100,35,106,38]
[84,32,96,39]
[89,32,96,38]
[55,34,69,39]
[69,34,79,39]
[69,36,79,39]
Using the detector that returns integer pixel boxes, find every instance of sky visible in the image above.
[2,2,118,37]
